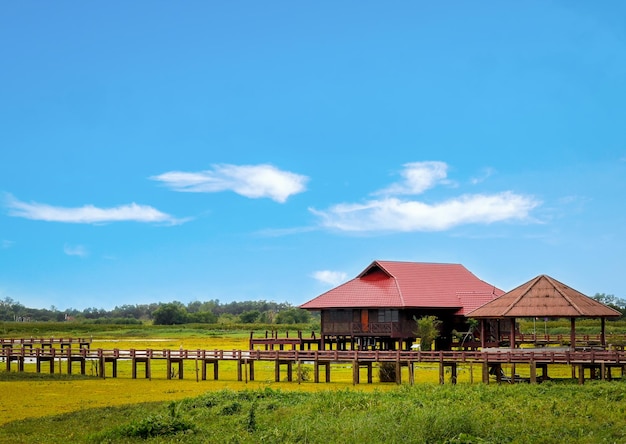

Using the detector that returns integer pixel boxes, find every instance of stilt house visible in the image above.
[300,260,504,350]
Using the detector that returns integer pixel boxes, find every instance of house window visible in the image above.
[328,310,351,323]
[378,309,399,323]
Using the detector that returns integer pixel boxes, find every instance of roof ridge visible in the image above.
[544,275,583,315]
[501,276,538,316]
[376,261,406,307]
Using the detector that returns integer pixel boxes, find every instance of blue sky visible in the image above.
[1,2,625,311]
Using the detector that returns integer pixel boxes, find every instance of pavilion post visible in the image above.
[480,319,486,349]
[510,317,516,349]
[601,317,606,348]
[570,318,576,350]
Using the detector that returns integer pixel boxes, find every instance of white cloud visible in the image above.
[376,161,450,195]
[1,240,14,249]
[312,192,540,232]
[64,244,88,257]
[312,161,540,233]
[151,163,308,203]
[312,270,348,286]
[470,167,495,185]
[5,195,185,225]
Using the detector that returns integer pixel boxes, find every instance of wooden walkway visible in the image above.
[0,337,92,349]
[1,347,625,385]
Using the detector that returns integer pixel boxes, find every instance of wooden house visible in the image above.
[300,260,504,350]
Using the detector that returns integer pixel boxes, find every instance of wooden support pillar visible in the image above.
[530,360,537,384]
[314,361,330,383]
[67,358,85,375]
[395,360,402,384]
[480,320,486,349]
[249,360,255,381]
[167,358,182,380]
[352,360,359,385]
[237,360,243,381]
[540,364,548,381]
[510,363,516,384]
[451,363,457,384]
[408,362,415,385]
[578,365,585,385]
[482,362,490,384]
[570,318,576,350]
[99,357,106,379]
[510,317,516,349]
[274,360,292,382]
[132,359,151,379]
[601,318,606,348]
[439,361,445,385]
[202,360,219,380]
[297,361,302,384]
[37,358,54,374]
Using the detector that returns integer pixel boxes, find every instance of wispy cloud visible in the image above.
[311,161,540,233]
[312,270,348,286]
[64,244,88,257]
[375,161,451,196]
[1,240,14,249]
[470,167,495,185]
[151,163,308,203]
[5,195,185,225]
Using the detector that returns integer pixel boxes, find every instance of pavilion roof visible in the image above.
[466,274,621,319]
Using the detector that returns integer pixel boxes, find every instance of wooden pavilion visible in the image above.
[467,274,621,350]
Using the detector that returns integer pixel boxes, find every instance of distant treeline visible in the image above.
[1,293,623,326]
[0,298,316,326]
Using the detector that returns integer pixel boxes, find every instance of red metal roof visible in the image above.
[300,261,504,315]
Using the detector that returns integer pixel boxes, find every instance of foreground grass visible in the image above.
[1,382,626,443]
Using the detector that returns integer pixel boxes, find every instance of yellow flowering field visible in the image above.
[0,334,577,426]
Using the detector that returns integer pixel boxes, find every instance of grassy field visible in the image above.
[1,322,626,443]
[1,379,626,443]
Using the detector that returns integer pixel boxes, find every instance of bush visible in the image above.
[379,362,396,382]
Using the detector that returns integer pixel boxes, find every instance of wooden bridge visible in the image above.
[2,346,625,385]
[0,337,92,349]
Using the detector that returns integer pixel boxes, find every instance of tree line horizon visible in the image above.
[1,293,624,326]
[0,297,315,325]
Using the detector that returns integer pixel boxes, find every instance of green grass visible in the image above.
[2,382,626,443]
[0,322,318,339]
[0,371,97,382]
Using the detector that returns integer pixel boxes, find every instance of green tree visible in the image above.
[187,311,217,323]
[275,308,311,324]
[414,315,442,351]
[593,293,626,318]
[152,303,188,325]
[240,310,260,324]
